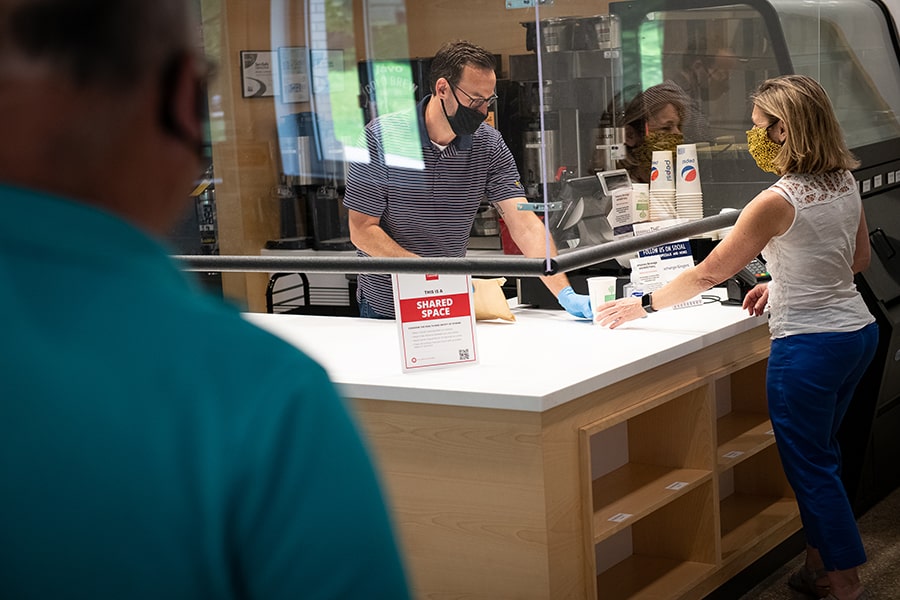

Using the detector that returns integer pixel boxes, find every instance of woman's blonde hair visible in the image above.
[751,74,859,174]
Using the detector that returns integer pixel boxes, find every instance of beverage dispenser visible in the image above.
[520,89,562,200]
[269,111,353,251]
[505,13,624,203]
[510,15,628,308]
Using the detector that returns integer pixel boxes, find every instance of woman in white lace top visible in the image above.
[595,74,878,600]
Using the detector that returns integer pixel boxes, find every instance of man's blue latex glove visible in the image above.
[557,286,593,319]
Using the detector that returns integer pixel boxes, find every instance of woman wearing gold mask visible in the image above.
[595,74,877,600]
[590,82,690,181]
[617,81,689,183]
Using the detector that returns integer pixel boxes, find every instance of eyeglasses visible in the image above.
[751,118,779,131]
[450,83,498,111]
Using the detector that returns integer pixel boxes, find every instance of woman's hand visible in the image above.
[594,297,645,329]
[742,283,769,316]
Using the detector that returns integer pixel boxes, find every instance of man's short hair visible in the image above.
[428,40,496,93]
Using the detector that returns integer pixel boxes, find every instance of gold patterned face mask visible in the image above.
[746,125,782,174]
[632,131,684,171]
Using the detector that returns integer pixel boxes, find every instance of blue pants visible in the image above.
[358,295,392,320]
[767,322,878,571]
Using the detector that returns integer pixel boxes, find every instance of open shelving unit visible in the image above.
[717,359,797,563]
[594,483,719,599]
[580,357,799,599]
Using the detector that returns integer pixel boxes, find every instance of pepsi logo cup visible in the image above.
[676,144,702,193]
[650,150,675,190]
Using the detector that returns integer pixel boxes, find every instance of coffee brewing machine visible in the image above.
[504,15,629,305]
[268,111,353,251]
[503,15,625,204]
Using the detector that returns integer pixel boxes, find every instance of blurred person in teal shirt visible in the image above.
[0,1,410,598]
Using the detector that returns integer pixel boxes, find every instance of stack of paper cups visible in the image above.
[649,150,676,221]
[650,150,675,191]
[676,143,703,220]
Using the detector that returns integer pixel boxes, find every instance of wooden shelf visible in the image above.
[592,463,712,542]
[717,412,777,470]
[720,493,800,560]
[596,555,717,600]
[579,341,794,599]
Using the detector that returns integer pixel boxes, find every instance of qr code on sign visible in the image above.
[458,349,470,360]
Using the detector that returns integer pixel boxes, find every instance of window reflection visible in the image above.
[176,0,900,312]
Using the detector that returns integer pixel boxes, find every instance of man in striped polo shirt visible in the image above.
[344,40,592,320]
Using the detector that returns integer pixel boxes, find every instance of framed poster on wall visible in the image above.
[278,46,310,103]
[239,50,276,98]
[310,49,345,94]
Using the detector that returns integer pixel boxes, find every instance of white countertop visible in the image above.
[242,291,768,413]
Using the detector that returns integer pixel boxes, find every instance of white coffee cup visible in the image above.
[676,144,702,193]
[650,151,675,191]
[587,276,618,324]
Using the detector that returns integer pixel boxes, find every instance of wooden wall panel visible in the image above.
[205,0,312,311]
[353,399,552,599]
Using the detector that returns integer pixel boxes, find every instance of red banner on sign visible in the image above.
[397,292,472,323]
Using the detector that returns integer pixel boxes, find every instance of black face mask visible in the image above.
[441,96,487,137]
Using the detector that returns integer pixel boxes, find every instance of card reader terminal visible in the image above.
[746,257,771,282]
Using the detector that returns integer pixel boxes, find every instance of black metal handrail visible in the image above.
[175,210,739,276]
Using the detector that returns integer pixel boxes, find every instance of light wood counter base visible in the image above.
[245,301,798,599]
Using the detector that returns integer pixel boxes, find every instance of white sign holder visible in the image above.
[392,273,478,371]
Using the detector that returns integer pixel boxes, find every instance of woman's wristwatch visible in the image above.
[642,293,657,313]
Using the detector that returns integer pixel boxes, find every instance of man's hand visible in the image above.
[557,286,593,319]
